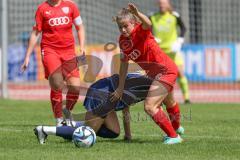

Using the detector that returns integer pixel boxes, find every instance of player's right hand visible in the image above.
[110,87,124,102]
[21,57,29,73]
[128,3,139,16]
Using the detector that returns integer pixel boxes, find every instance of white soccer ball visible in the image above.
[72,126,96,148]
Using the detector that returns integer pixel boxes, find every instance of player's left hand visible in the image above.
[79,48,86,56]
[127,3,139,15]
[110,87,124,102]
[21,56,30,73]
[124,135,132,143]
[78,49,86,64]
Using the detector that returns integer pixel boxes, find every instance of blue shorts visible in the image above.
[83,73,152,117]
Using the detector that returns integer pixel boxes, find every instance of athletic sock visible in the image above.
[50,89,63,118]
[56,121,84,140]
[43,126,56,135]
[56,118,64,127]
[178,76,190,100]
[56,126,76,140]
[152,108,177,138]
[96,125,119,138]
[66,91,79,111]
[167,103,181,130]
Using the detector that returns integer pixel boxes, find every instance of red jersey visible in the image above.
[119,24,178,84]
[33,0,82,49]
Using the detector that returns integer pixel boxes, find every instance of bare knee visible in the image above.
[67,85,80,95]
[163,98,176,108]
[112,125,120,135]
[67,78,81,93]
[49,75,64,91]
[50,80,64,91]
[104,112,120,134]
[144,101,158,116]
[85,112,104,132]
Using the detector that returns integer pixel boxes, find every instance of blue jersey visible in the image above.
[83,73,152,117]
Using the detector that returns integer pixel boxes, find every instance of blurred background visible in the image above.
[0,0,240,103]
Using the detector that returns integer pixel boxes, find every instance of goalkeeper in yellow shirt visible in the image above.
[150,0,190,104]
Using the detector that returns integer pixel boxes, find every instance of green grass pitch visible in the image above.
[0,99,240,160]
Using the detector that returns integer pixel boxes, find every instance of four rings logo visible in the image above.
[49,16,70,26]
[128,49,141,60]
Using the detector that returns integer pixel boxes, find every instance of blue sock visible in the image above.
[56,121,84,140]
[96,125,119,138]
[75,121,85,128]
[56,126,75,140]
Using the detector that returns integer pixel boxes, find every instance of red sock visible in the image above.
[167,103,181,130]
[66,91,79,111]
[152,108,177,138]
[50,89,62,118]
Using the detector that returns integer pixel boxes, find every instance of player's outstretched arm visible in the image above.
[21,30,41,72]
[110,61,129,102]
[127,3,152,30]
[122,106,132,142]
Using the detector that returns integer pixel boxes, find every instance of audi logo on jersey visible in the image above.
[49,16,70,26]
[128,49,141,60]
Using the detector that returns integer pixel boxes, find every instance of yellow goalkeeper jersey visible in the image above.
[150,11,180,54]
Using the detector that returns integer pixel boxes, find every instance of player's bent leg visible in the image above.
[49,72,65,125]
[144,80,168,116]
[61,49,80,112]
[85,111,105,132]
[144,80,178,140]
[66,77,80,111]
[103,110,120,134]
[163,93,184,135]
[96,111,120,138]
[84,110,120,139]
[42,126,74,141]
[163,93,180,129]
[49,72,64,91]
[56,126,76,140]
[50,89,63,125]
[34,121,86,144]
[96,125,119,139]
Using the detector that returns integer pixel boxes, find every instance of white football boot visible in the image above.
[34,126,48,144]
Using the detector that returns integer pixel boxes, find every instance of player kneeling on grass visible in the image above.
[34,73,184,144]
[34,73,150,144]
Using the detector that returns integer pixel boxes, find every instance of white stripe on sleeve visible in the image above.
[74,16,83,26]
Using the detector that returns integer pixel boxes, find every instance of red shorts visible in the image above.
[148,72,178,92]
[41,47,79,79]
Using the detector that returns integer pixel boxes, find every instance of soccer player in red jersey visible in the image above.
[111,3,184,144]
[21,0,85,126]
